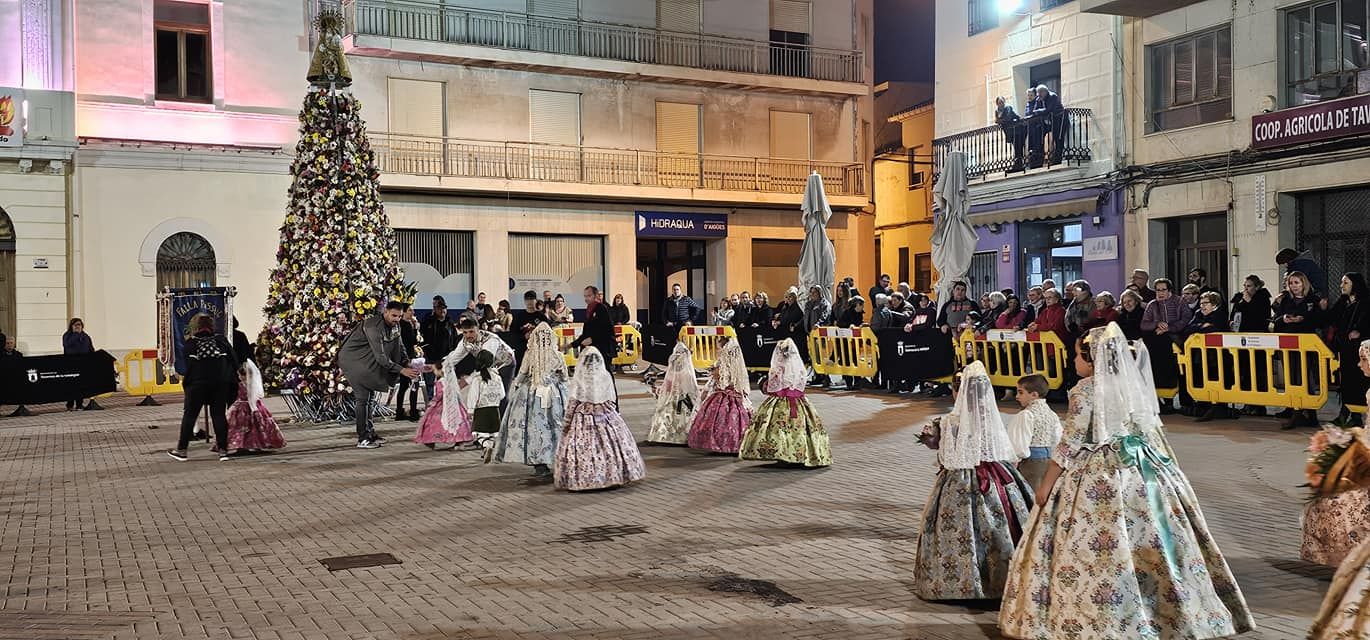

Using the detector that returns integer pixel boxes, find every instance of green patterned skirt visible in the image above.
[738,394,831,468]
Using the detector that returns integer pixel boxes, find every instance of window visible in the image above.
[0,207,14,339]
[1148,26,1233,132]
[1284,0,1370,107]
[529,89,582,181]
[898,247,910,286]
[908,147,926,189]
[658,0,701,32]
[769,111,811,159]
[770,0,812,77]
[388,79,445,137]
[156,232,216,290]
[154,0,211,102]
[1040,0,1073,9]
[1029,59,1061,94]
[509,234,605,312]
[968,0,999,36]
[1164,214,1228,294]
[528,0,579,18]
[914,253,933,293]
[656,101,702,186]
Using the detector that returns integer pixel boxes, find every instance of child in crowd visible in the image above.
[414,353,472,449]
[1005,374,1062,491]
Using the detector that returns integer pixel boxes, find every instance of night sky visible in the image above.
[874,0,936,85]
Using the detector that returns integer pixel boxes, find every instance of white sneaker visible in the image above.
[357,440,380,449]
[219,453,231,462]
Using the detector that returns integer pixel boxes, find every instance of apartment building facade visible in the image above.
[2,0,873,353]
[933,0,1127,298]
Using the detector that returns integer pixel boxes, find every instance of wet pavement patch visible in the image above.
[706,573,803,607]
[319,553,402,571]
[551,524,649,544]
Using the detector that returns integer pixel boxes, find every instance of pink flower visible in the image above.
[1309,431,1330,455]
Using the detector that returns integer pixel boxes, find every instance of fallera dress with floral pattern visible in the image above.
[1303,487,1370,567]
[1309,537,1370,639]
[914,460,1032,600]
[999,376,1254,640]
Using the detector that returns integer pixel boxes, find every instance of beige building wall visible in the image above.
[0,165,70,354]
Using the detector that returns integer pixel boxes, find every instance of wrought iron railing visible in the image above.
[341,0,864,83]
[370,132,866,197]
[932,108,1093,182]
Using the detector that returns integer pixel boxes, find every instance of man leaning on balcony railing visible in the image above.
[994,96,1026,172]
[1025,85,1066,170]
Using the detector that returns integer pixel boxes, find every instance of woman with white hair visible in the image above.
[739,338,830,468]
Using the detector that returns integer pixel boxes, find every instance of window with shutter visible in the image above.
[387,78,446,137]
[529,89,581,146]
[771,0,811,34]
[528,0,578,18]
[1147,25,1233,132]
[658,0,700,33]
[655,102,701,187]
[769,111,811,159]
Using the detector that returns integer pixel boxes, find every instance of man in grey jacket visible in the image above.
[339,301,420,448]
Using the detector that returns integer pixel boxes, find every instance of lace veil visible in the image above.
[661,342,698,398]
[940,361,1017,469]
[568,347,616,404]
[518,323,567,384]
[243,359,265,406]
[712,338,750,394]
[767,338,808,392]
[1089,322,1164,443]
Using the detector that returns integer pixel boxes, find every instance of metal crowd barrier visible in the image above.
[957,329,1069,390]
[1181,332,1335,411]
[553,324,643,368]
[678,325,736,370]
[808,326,878,377]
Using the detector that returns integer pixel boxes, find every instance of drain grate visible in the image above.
[551,524,649,544]
[319,553,402,572]
[707,573,802,607]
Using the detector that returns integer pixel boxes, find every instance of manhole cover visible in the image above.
[319,553,402,571]
[707,573,802,607]
[551,524,649,544]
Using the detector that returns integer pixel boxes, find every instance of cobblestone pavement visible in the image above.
[0,382,1328,640]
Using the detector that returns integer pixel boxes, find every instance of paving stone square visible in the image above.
[0,383,1330,639]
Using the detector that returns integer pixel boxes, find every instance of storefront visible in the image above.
[969,187,1126,295]
[633,211,723,324]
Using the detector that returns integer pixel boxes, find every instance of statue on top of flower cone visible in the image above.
[307,9,352,88]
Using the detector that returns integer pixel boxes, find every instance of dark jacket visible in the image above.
[1185,309,1228,335]
[774,301,805,335]
[804,298,831,331]
[663,295,700,325]
[1029,90,1064,118]
[339,315,410,392]
[1230,288,1273,333]
[1330,296,1370,353]
[62,331,93,355]
[1286,255,1329,295]
[0,347,21,359]
[1272,292,1325,335]
[232,329,255,364]
[936,298,979,330]
[1117,305,1145,340]
[752,303,774,325]
[184,331,240,390]
[399,319,419,359]
[575,302,617,361]
[906,303,937,334]
[420,313,457,364]
[610,303,632,326]
[836,307,865,328]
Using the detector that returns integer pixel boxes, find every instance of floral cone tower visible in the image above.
[255,9,407,401]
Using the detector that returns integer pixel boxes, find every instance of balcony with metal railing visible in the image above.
[932,108,1093,184]
[370,132,866,204]
[341,0,865,92]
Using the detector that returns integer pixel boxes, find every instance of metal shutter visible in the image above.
[655,102,700,153]
[508,234,605,301]
[387,78,446,137]
[529,89,581,146]
[769,111,810,159]
[771,0,811,34]
[528,0,578,18]
[658,0,700,33]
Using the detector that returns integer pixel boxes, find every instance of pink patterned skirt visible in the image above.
[226,391,286,451]
[413,382,473,445]
[687,388,752,454]
[554,401,646,492]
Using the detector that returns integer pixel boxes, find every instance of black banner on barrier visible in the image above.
[0,351,118,405]
[643,324,679,365]
[735,327,784,369]
[876,329,956,382]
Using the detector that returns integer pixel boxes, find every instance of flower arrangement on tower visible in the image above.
[254,9,407,400]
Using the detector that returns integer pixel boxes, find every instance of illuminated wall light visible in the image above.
[997,0,1025,12]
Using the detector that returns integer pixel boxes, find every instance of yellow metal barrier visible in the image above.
[808,327,878,377]
[553,324,643,368]
[122,349,183,396]
[1181,332,1334,410]
[957,329,1069,390]
[678,325,736,370]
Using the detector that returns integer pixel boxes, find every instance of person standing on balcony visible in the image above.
[1027,85,1065,168]
[995,96,1026,172]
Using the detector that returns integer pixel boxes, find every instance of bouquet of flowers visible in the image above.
[1305,424,1370,497]
[918,416,942,450]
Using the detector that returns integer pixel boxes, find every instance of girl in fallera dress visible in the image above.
[1309,340,1370,639]
[738,338,831,468]
[495,323,566,476]
[687,337,753,454]
[645,342,698,445]
[554,347,646,492]
[913,361,1031,600]
[999,322,1253,640]
[463,349,507,462]
[413,352,473,449]
[225,360,286,454]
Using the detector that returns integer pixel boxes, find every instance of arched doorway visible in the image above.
[0,207,15,337]
[156,232,216,290]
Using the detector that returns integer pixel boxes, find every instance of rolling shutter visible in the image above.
[769,111,810,159]
[528,0,578,18]
[529,89,581,146]
[658,0,701,33]
[771,0,811,34]
[655,102,700,153]
[387,78,446,137]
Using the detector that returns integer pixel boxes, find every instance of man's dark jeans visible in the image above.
[354,386,380,442]
[178,383,234,451]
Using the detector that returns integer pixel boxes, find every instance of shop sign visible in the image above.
[0,88,22,147]
[1083,235,1118,262]
[1000,244,1011,263]
[1251,94,1370,150]
[635,211,728,239]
